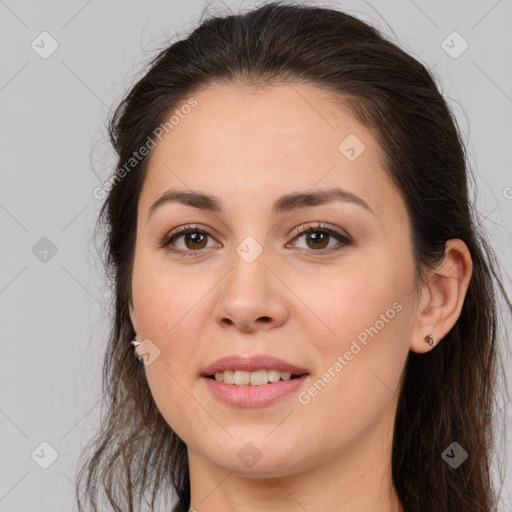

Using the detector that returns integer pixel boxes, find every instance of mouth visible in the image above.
[202,371,310,407]
[200,354,310,406]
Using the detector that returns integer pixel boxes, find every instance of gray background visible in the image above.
[1,0,511,510]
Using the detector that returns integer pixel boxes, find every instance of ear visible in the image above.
[410,239,473,353]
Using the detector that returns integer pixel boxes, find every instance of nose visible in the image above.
[213,247,289,333]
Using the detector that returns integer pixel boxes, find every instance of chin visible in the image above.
[203,436,307,476]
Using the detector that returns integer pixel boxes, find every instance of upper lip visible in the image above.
[201,355,309,376]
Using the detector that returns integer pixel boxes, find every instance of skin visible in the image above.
[128,83,473,512]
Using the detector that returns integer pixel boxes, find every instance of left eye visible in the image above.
[287,224,352,254]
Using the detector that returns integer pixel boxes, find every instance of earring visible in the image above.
[424,334,436,347]
[131,340,144,363]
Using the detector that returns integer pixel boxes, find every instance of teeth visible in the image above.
[234,370,250,385]
[250,370,267,386]
[213,369,296,385]
[267,369,281,383]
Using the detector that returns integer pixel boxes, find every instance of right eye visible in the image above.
[161,224,221,256]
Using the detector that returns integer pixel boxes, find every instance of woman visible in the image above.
[76,2,511,511]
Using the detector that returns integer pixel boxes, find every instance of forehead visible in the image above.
[139,83,403,223]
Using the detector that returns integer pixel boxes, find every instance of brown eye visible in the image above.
[162,225,220,256]
[304,231,330,250]
[289,223,352,255]
[181,232,208,250]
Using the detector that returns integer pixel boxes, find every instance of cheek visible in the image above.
[130,250,217,395]
[298,252,413,401]
[299,261,407,345]
[131,247,207,337]
[295,278,410,449]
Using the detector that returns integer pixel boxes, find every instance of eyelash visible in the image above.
[160,222,352,257]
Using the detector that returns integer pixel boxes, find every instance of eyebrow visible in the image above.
[147,186,375,220]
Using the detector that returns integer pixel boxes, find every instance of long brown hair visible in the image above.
[76,2,511,511]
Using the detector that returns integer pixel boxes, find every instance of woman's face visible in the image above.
[129,83,423,477]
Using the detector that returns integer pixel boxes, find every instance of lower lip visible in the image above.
[202,374,309,407]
